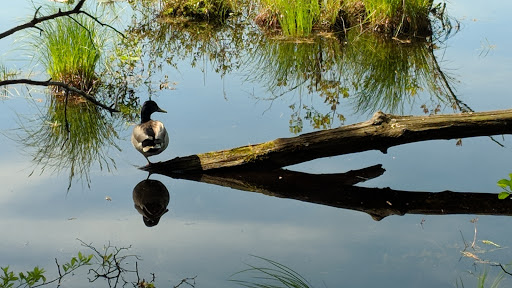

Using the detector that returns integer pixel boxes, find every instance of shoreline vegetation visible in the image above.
[33,0,453,101]
[159,0,448,38]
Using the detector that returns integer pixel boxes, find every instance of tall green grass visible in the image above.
[344,0,433,35]
[256,0,434,37]
[36,9,106,93]
[259,0,320,36]
[320,0,342,27]
[475,265,507,288]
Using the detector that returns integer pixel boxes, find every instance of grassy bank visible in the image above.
[256,0,435,37]
[155,0,438,37]
[160,0,235,22]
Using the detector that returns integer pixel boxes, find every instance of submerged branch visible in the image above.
[0,78,119,113]
[144,109,512,173]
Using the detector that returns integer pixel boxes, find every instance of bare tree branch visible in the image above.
[0,0,126,113]
[77,10,125,38]
[0,78,119,113]
[494,263,512,277]
[0,0,124,40]
[0,0,86,39]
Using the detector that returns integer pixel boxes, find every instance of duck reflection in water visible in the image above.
[133,179,170,227]
[131,100,169,165]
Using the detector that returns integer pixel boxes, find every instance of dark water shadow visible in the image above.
[132,178,170,227]
[147,165,512,221]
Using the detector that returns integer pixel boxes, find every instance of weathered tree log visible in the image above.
[159,165,512,221]
[144,109,512,173]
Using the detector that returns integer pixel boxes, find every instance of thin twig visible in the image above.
[0,0,86,39]
[430,46,505,147]
[63,88,70,132]
[79,10,125,38]
[0,0,124,40]
[67,15,97,51]
[0,79,118,113]
[471,217,478,249]
[460,230,468,250]
[494,263,512,277]
[174,276,197,288]
[55,258,63,278]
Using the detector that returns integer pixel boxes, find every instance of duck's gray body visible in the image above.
[131,100,168,163]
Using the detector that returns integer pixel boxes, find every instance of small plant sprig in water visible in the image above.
[497,174,512,199]
[230,255,313,288]
[0,252,93,288]
[0,239,197,288]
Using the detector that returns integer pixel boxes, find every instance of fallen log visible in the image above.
[144,109,512,173]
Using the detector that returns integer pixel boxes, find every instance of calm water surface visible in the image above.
[1,0,512,287]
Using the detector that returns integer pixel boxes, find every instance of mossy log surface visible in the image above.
[143,109,512,173]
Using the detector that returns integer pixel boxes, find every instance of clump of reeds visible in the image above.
[276,0,320,36]
[161,0,235,22]
[256,0,321,36]
[35,9,106,94]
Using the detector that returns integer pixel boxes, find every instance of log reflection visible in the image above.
[151,165,512,221]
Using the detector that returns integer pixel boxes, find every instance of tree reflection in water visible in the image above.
[12,93,122,189]
[125,0,460,135]
[243,30,461,133]
[1,0,462,187]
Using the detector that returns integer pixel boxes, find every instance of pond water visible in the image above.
[1,0,512,287]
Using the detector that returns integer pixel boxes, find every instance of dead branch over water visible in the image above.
[145,109,512,173]
[142,110,512,221]
[0,79,119,113]
[0,0,123,40]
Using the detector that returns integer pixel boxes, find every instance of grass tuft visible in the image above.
[230,255,313,288]
[161,0,235,22]
[258,0,320,37]
[256,0,435,37]
[344,0,433,35]
[34,5,108,94]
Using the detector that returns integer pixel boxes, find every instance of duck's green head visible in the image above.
[141,100,167,123]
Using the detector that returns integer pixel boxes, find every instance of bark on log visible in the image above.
[160,165,512,221]
[144,109,512,173]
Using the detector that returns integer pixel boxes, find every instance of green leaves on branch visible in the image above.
[497,173,512,199]
[62,251,93,273]
[0,252,92,288]
[1,266,46,288]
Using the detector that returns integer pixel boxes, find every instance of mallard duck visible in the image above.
[131,100,169,164]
